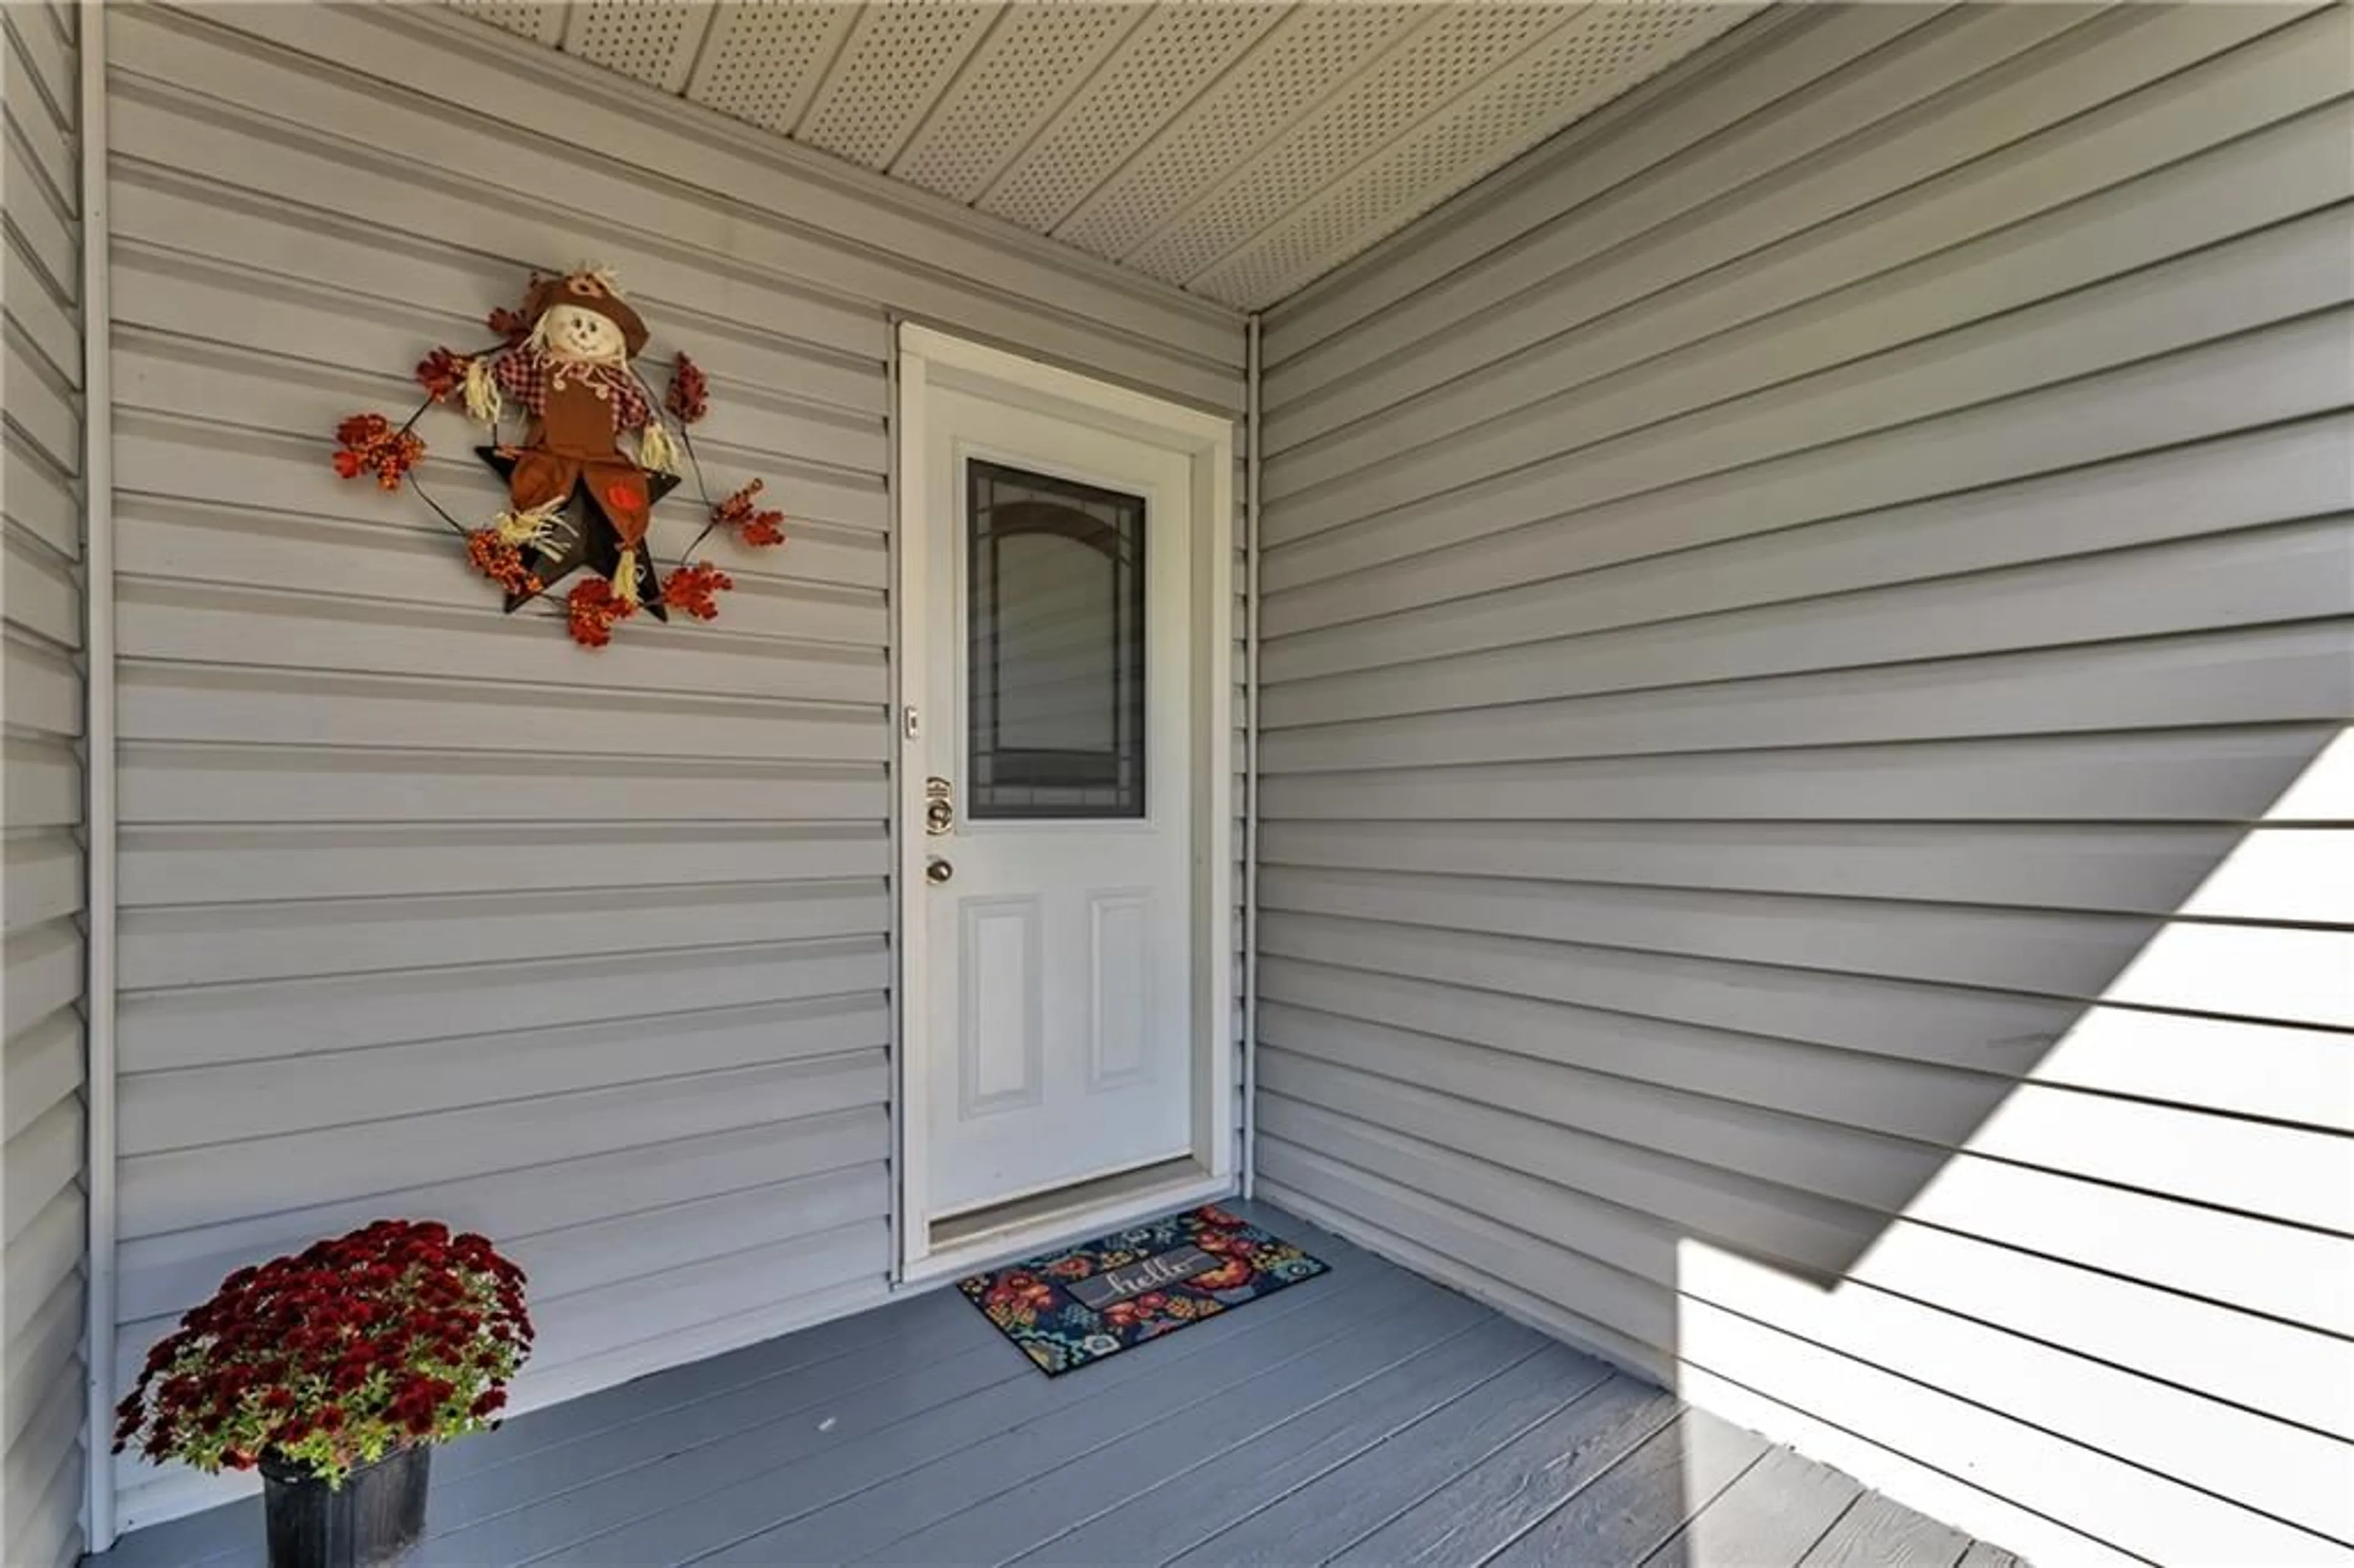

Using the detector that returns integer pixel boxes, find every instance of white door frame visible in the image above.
[893,324,1236,1282]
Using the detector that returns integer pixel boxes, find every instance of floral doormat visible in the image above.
[956,1205,1329,1376]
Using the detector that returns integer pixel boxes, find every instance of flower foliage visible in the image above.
[485,272,546,348]
[712,479,786,548]
[565,576,636,648]
[660,560,732,621]
[113,1220,532,1488]
[465,530,543,598]
[486,305,532,348]
[663,354,709,425]
[331,414,426,492]
[414,348,470,405]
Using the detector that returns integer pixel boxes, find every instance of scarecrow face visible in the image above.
[543,302,626,364]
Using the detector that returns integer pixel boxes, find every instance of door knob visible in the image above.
[926,857,954,885]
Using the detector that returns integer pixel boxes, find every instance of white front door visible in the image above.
[909,375,1198,1220]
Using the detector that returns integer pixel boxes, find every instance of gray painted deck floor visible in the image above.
[91,1205,2018,1567]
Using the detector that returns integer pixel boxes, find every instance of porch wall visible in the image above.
[1254,6,2353,1566]
[2,2,90,1564]
[94,1,1243,1534]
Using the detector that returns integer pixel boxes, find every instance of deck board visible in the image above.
[1801,1492,1981,1568]
[1011,1318,1550,1564]
[1166,1342,1617,1566]
[420,1297,994,1539]
[852,1281,1494,1564]
[698,1260,1421,1566]
[1328,1373,1682,1564]
[1644,1441,1868,1567]
[89,1203,2021,1567]
[687,1271,1403,1563]
[1488,1409,1770,1567]
[633,1254,1452,1564]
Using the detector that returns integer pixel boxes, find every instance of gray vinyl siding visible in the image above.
[101,1,1242,1534]
[1255,6,2354,1566]
[2,3,86,1564]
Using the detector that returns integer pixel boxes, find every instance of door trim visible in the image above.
[893,324,1236,1280]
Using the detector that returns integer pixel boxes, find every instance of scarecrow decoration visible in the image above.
[332,265,785,647]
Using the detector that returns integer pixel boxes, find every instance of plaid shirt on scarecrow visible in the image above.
[494,346,653,432]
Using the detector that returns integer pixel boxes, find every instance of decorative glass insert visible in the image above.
[966,459,1146,819]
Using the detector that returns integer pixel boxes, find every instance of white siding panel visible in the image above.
[97,0,1245,1536]
[1257,7,2354,1565]
[1270,9,2345,447]
[1,2,84,1560]
[2,421,79,560]
[1263,312,2352,597]
[1271,196,2353,509]
[112,1105,883,1324]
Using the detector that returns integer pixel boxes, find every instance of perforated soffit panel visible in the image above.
[444,1,1757,313]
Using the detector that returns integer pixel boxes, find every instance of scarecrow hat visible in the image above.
[525,268,649,356]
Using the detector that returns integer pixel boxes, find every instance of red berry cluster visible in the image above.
[660,560,733,621]
[465,530,543,598]
[664,353,710,425]
[712,478,787,549]
[565,577,636,648]
[331,414,426,492]
[112,1220,532,1486]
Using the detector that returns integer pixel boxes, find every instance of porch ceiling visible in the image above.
[441,1,1755,311]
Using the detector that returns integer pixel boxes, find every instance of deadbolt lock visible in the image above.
[924,776,956,837]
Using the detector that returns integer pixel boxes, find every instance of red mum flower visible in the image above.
[414,348,470,404]
[711,479,787,549]
[659,561,732,622]
[112,1218,531,1487]
[664,354,709,425]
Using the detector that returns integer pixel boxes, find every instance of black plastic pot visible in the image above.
[259,1445,430,1568]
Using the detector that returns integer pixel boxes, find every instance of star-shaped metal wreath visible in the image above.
[329,268,787,648]
[475,444,685,619]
